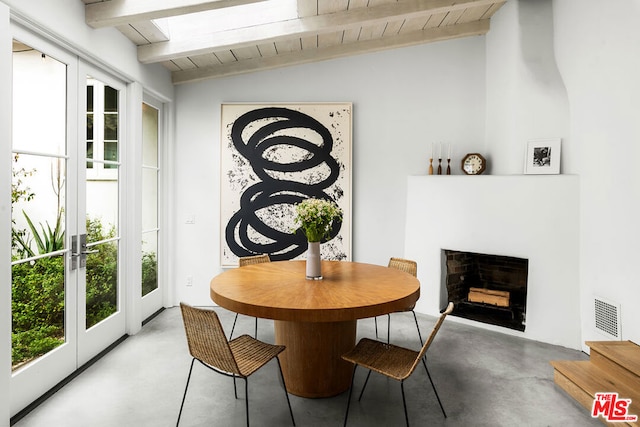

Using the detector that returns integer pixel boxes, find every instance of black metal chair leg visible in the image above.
[386,311,421,345]
[276,357,296,426]
[358,370,372,401]
[400,381,409,427]
[374,316,379,339]
[244,378,250,427]
[230,313,239,339]
[343,366,358,427]
[231,314,258,339]
[176,358,195,427]
[421,358,446,418]
[412,311,424,346]
[233,375,238,399]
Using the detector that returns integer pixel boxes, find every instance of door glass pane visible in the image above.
[86,140,94,169]
[86,89,94,169]
[86,79,118,176]
[141,232,158,297]
[11,40,67,370]
[142,103,158,167]
[104,140,117,164]
[142,168,158,230]
[141,165,157,298]
[11,41,66,156]
[85,76,120,328]
[104,86,118,168]
[104,86,118,112]
[141,102,159,296]
[85,239,118,329]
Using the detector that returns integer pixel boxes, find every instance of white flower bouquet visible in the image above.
[293,198,342,243]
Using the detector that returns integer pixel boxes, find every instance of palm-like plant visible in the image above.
[13,210,65,258]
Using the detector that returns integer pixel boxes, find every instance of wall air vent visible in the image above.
[593,296,621,340]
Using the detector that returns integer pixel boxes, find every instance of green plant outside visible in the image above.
[141,251,157,297]
[84,217,118,329]
[11,154,157,368]
[11,256,65,369]
[11,216,158,369]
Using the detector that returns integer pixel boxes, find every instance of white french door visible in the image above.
[10,28,126,415]
[10,31,78,416]
[140,95,163,320]
[76,63,126,366]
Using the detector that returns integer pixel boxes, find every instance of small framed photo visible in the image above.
[524,138,561,175]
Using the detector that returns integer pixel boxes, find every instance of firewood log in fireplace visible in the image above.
[468,287,510,308]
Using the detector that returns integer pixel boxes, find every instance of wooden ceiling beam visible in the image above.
[171,19,490,84]
[86,0,269,29]
[117,21,171,44]
[138,0,499,64]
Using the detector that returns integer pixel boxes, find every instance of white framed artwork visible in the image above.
[220,103,352,267]
[524,138,561,175]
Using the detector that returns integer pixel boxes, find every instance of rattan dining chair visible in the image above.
[177,303,295,427]
[230,254,271,339]
[342,302,454,427]
[374,257,423,345]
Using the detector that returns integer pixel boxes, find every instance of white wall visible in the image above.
[553,0,640,347]
[173,37,487,305]
[485,0,570,175]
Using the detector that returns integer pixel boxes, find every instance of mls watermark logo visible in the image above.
[592,392,638,422]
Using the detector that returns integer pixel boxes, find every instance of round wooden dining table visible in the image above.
[210,260,420,398]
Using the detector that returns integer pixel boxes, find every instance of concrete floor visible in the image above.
[14,307,601,427]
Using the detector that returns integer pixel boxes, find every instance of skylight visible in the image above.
[162,0,299,39]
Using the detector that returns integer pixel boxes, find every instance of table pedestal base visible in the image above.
[274,320,356,398]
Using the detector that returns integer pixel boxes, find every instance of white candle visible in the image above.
[448,143,451,159]
[439,142,442,159]
[430,142,433,158]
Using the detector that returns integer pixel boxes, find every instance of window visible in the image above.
[86,79,118,179]
[141,102,159,297]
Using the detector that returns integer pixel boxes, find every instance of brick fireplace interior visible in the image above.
[444,249,529,332]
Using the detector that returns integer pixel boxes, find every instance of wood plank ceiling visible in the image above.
[82,0,507,85]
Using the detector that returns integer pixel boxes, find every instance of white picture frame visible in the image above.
[524,138,561,175]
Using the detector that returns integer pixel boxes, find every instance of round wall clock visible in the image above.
[461,153,486,175]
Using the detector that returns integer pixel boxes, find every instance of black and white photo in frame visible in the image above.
[524,138,561,175]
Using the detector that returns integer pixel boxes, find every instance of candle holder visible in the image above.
[428,158,434,175]
[446,158,451,175]
[437,158,442,175]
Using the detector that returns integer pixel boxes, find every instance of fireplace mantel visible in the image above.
[404,175,580,349]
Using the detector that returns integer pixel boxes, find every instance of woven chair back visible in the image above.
[388,257,417,277]
[411,302,454,374]
[239,254,271,267]
[180,303,240,375]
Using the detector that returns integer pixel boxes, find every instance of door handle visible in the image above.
[70,234,97,270]
[71,235,80,270]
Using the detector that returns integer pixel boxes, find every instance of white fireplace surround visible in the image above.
[404,175,580,349]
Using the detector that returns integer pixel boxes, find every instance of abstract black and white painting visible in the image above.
[220,103,352,267]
